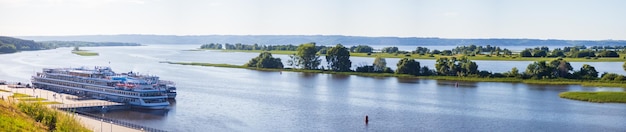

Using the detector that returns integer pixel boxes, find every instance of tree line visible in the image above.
[241,43,626,81]
[519,46,621,58]
[0,36,140,54]
[201,42,625,59]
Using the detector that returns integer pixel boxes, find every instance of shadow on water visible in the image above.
[397,78,420,84]
[527,84,570,91]
[330,74,350,79]
[299,72,318,78]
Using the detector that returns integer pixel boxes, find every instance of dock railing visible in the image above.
[51,103,168,132]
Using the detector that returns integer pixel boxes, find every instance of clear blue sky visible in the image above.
[0,0,625,40]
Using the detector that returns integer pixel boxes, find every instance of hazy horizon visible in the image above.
[1,0,625,40]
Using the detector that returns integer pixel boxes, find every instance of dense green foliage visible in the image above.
[325,44,352,71]
[524,58,573,79]
[573,64,599,79]
[0,36,51,53]
[349,45,373,53]
[200,43,223,49]
[373,56,388,72]
[288,43,322,70]
[452,45,513,56]
[355,56,393,73]
[381,47,399,53]
[395,58,421,75]
[0,99,90,132]
[245,52,284,68]
[17,102,90,132]
[435,57,479,76]
[198,41,626,62]
[0,100,48,132]
[600,73,626,81]
[559,92,626,103]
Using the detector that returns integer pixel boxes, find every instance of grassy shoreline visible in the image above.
[193,49,626,62]
[162,61,626,88]
[0,99,90,131]
[559,92,626,103]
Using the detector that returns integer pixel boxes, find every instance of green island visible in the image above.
[71,47,99,56]
[172,43,626,103]
[0,99,90,132]
[197,43,626,62]
[559,92,626,103]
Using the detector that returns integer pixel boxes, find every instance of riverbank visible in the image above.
[559,92,626,103]
[195,49,626,62]
[0,85,140,132]
[162,61,626,88]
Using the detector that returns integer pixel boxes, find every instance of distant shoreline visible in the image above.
[195,49,626,62]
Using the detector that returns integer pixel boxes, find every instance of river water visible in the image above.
[1,45,625,131]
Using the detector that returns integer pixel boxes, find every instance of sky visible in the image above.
[0,0,625,40]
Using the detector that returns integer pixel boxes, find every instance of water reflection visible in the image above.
[396,78,419,84]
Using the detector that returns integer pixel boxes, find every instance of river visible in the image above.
[0,45,625,131]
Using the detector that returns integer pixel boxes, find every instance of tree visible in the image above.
[292,43,321,70]
[0,44,17,53]
[597,51,619,57]
[570,50,596,58]
[525,61,552,79]
[420,66,435,76]
[373,56,387,72]
[355,65,375,73]
[441,50,453,56]
[549,58,572,78]
[435,57,478,76]
[395,58,420,75]
[520,49,532,57]
[381,47,399,53]
[435,57,452,75]
[507,67,520,77]
[550,49,565,57]
[458,57,478,76]
[573,64,598,79]
[245,52,283,69]
[533,50,547,57]
[325,44,352,72]
[350,45,373,53]
[525,59,573,79]
[601,73,625,81]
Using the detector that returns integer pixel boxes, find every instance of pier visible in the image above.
[0,83,168,132]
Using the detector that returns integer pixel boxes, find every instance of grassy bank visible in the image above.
[559,92,626,103]
[197,49,626,62]
[0,99,90,132]
[163,61,626,88]
[72,50,99,56]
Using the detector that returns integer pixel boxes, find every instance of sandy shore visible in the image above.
[0,85,141,132]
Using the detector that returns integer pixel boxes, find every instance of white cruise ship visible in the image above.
[31,66,176,109]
